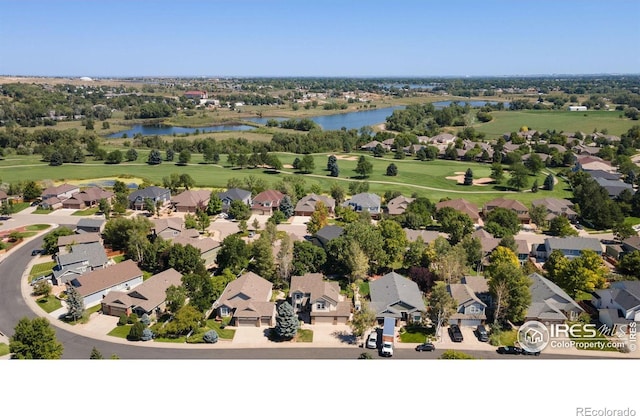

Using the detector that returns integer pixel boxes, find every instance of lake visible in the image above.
[107,123,255,138]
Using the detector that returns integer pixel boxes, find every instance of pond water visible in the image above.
[107,123,255,138]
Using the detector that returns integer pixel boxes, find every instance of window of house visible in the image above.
[220,306,229,317]
[316,301,325,310]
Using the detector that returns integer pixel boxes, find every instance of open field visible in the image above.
[0,151,572,206]
[467,110,638,137]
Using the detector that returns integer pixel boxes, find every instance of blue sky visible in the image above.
[1,0,638,77]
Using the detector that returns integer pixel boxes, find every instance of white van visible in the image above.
[366,331,378,349]
[380,341,393,357]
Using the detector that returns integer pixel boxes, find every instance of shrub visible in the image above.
[127,313,139,325]
[128,322,145,341]
[140,313,151,326]
[118,314,128,326]
[203,330,219,344]
[140,328,154,341]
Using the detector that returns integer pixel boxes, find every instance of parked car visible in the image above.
[448,324,463,342]
[380,341,393,357]
[575,223,583,230]
[30,275,49,286]
[366,331,378,349]
[475,325,489,342]
[497,346,522,355]
[31,249,42,256]
[415,342,436,352]
[520,349,541,356]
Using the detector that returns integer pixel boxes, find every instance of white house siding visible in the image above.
[82,276,143,308]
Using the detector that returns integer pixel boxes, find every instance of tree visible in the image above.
[276,233,294,284]
[484,207,521,238]
[165,284,187,314]
[33,280,52,297]
[181,272,215,312]
[179,173,195,190]
[228,199,250,221]
[486,247,531,324]
[490,163,505,184]
[436,207,474,245]
[128,321,145,341]
[206,193,222,215]
[125,148,138,162]
[613,222,636,241]
[147,149,162,165]
[386,163,398,177]
[428,282,457,340]
[66,286,85,321]
[196,210,211,233]
[98,198,111,219]
[354,155,373,178]
[250,236,276,281]
[10,317,63,359]
[463,168,473,186]
[159,304,202,337]
[378,219,408,269]
[349,300,376,343]
[90,347,103,359]
[544,174,555,190]
[531,179,539,193]
[216,234,250,274]
[306,201,329,235]
[617,250,640,277]
[42,226,75,254]
[49,151,63,166]
[178,149,191,165]
[105,150,123,164]
[430,244,467,284]
[529,204,548,229]
[292,240,327,275]
[548,216,579,237]
[545,250,607,298]
[298,154,315,173]
[524,153,544,175]
[507,163,529,191]
[279,195,294,218]
[165,148,175,162]
[143,197,156,216]
[167,244,206,275]
[344,241,369,282]
[23,180,42,201]
[274,301,299,340]
[330,184,346,205]
[1,200,14,217]
[327,154,337,171]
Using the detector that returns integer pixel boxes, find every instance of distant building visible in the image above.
[184,90,208,100]
[568,106,588,111]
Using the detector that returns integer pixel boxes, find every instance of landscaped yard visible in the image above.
[295,328,313,342]
[10,202,31,213]
[489,329,517,347]
[0,343,10,357]
[25,224,51,231]
[32,209,53,215]
[72,207,100,216]
[399,325,435,343]
[107,324,131,339]
[36,295,62,313]
[358,281,370,297]
[205,319,236,340]
[29,261,57,279]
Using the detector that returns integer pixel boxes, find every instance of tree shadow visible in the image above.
[331,330,357,345]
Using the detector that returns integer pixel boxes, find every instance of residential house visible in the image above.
[472,229,530,265]
[57,232,102,254]
[150,217,196,240]
[534,236,603,261]
[40,197,63,210]
[461,275,492,308]
[594,176,634,198]
[41,183,80,201]
[360,140,388,151]
[483,197,530,224]
[76,218,106,234]
[435,198,481,223]
[294,193,335,216]
[575,155,616,174]
[429,133,456,145]
[172,236,221,268]
[251,189,284,215]
[343,193,381,218]
[218,188,252,213]
[68,260,144,308]
[61,187,114,209]
[52,241,109,285]
[128,186,171,211]
[593,281,640,330]
[386,195,414,216]
[587,170,622,181]
[447,283,487,327]
[403,229,443,245]
[101,268,183,318]
[531,198,578,223]
[213,271,276,327]
[289,273,351,324]
[184,90,208,100]
[312,225,344,249]
[171,189,211,213]
[369,272,426,324]
[525,273,584,324]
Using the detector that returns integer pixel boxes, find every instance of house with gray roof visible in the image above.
[312,225,344,249]
[593,281,640,331]
[461,275,492,308]
[535,236,602,261]
[52,241,109,285]
[343,193,381,218]
[593,176,634,198]
[68,260,144,308]
[289,273,351,324]
[531,198,578,223]
[447,283,487,327]
[525,273,584,325]
[212,271,275,327]
[128,186,171,211]
[76,217,106,234]
[369,272,426,324]
[57,232,102,253]
[217,188,252,212]
[101,268,183,318]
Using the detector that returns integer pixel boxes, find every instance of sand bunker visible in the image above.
[445,175,494,186]
[334,155,358,161]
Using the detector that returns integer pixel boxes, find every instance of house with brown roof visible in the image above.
[435,198,480,223]
[531,198,578,222]
[289,273,351,325]
[213,271,276,327]
[61,187,114,209]
[101,268,183,318]
[294,193,335,216]
[41,183,80,201]
[151,217,193,240]
[575,155,616,174]
[447,283,487,327]
[482,197,530,224]
[172,236,221,268]
[403,229,443,245]
[67,260,144,308]
[251,189,284,215]
[171,189,211,213]
[386,195,414,216]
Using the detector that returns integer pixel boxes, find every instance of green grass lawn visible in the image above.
[111,254,125,263]
[32,209,53,215]
[399,325,435,343]
[25,224,51,231]
[36,295,62,313]
[71,207,100,216]
[358,281,370,297]
[295,329,313,342]
[11,202,31,213]
[0,343,10,357]
[489,329,517,346]
[107,324,131,339]
[205,320,236,339]
[29,261,57,279]
[154,336,188,343]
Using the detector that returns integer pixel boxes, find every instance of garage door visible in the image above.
[313,316,334,325]
[237,318,259,327]
[460,319,481,327]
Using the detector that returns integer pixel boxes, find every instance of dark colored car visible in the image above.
[448,324,464,342]
[415,342,436,352]
[520,349,541,356]
[497,346,523,355]
[31,249,42,256]
[475,325,489,342]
